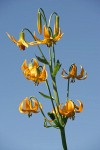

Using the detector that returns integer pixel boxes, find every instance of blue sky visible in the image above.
[0,0,100,150]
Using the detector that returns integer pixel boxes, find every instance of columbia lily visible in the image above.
[21,58,48,85]
[6,31,34,50]
[62,64,88,82]
[19,97,42,117]
[33,25,63,47]
[59,100,83,119]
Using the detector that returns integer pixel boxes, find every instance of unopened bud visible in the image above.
[19,31,25,40]
[54,15,59,35]
[37,11,42,34]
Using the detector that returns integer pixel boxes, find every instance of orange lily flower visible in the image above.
[61,64,88,82]
[6,31,35,50]
[19,97,42,117]
[32,25,63,47]
[21,58,48,85]
[59,100,83,119]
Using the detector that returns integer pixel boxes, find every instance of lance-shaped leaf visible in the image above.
[39,92,54,100]
[52,60,61,77]
[35,55,49,65]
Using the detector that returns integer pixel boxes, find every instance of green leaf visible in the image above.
[35,55,49,65]
[52,60,61,77]
[39,92,54,100]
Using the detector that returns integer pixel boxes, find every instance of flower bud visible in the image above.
[37,10,42,34]
[54,15,59,35]
[19,31,25,40]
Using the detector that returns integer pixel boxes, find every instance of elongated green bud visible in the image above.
[54,15,59,35]
[37,11,42,34]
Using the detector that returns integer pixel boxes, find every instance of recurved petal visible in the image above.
[21,59,28,71]
[53,28,63,41]
[77,72,88,80]
[62,75,70,79]
[6,32,18,44]
[74,100,83,113]
[19,98,29,114]
[61,69,70,79]
[82,72,88,80]
[28,41,38,46]
[31,100,41,113]
[33,58,39,68]
[33,32,49,45]
[24,97,30,110]
[36,39,47,44]
[76,66,85,79]
[44,25,50,39]
[34,32,42,42]
[19,101,24,113]
[38,65,48,82]
[32,100,38,109]
[6,32,12,39]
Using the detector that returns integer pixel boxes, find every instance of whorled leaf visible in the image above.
[35,55,49,65]
[39,92,54,100]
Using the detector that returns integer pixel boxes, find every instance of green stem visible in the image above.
[66,79,70,101]
[46,80,60,124]
[49,47,53,71]
[60,127,68,150]
[46,80,55,111]
[49,47,60,106]
[48,12,58,27]
[48,47,63,126]
[52,44,56,66]
[51,76,60,105]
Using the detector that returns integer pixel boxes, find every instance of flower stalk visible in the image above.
[7,8,87,150]
[60,127,68,150]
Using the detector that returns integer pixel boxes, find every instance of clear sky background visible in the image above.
[0,0,100,150]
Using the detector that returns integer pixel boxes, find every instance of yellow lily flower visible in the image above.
[19,97,42,117]
[59,100,83,119]
[6,31,35,50]
[21,58,48,85]
[61,64,88,82]
[33,25,63,47]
